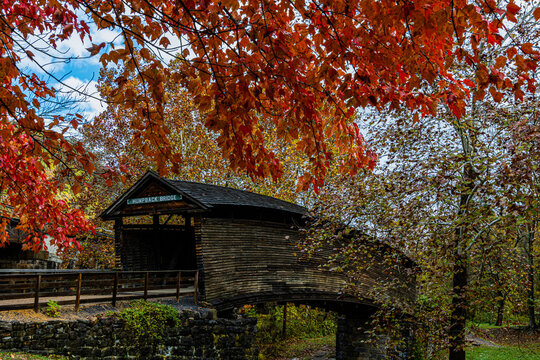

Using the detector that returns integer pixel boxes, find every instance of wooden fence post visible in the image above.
[194,271,199,305]
[75,273,82,312]
[144,272,149,301]
[112,272,119,307]
[176,271,181,303]
[33,275,41,313]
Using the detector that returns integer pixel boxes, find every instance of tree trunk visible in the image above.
[527,227,536,330]
[495,291,505,327]
[449,161,475,360]
[449,255,467,360]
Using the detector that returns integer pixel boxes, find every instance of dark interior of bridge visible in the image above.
[119,214,197,271]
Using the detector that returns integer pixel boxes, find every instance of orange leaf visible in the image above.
[494,56,507,69]
[72,182,81,195]
[534,7,540,21]
[489,86,503,102]
[521,43,534,54]
[506,47,517,59]
[86,42,105,56]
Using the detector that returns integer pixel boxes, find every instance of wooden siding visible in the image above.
[200,218,415,312]
[194,217,206,300]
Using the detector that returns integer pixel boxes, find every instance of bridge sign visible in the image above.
[127,194,182,205]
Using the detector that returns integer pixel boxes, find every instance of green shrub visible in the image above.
[45,300,60,318]
[258,303,336,340]
[117,300,181,344]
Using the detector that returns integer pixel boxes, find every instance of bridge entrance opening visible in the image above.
[118,214,197,271]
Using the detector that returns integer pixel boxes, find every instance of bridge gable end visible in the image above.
[100,171,208,220]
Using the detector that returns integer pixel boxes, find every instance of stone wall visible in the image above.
[0,310,258,360]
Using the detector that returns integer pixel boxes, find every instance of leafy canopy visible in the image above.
[1,0,538,249]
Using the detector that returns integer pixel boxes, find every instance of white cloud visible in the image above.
[54,77,104,120]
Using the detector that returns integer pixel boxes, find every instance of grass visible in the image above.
[469,321,504,329]
[468,344,540,360]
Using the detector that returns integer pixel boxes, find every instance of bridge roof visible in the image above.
[162,178,307,215]
[100,171,307,219]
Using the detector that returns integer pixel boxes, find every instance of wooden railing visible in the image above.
[0,269,199,312]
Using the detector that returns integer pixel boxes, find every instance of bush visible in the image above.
[117,300,181,344]
[45,300,60,318]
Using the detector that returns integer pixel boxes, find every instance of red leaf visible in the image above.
[463,79,475,87]
[506,2,520,15]
[86,42,105,56]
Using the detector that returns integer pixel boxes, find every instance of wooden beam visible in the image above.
[33,275,41,313]
[112,272,118,307]
[144,272,149,300]
[114,218,123,270]
[176,271,181,302]
[75,273,82,311]
[194,271,199,305]
[163,214,173,225]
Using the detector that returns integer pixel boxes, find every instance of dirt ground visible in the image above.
[0,296,203,323]
[475,326,540,346]
[0,302,130,323]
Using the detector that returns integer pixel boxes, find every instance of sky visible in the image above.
[17,13,124,121]
[19,8,189,124]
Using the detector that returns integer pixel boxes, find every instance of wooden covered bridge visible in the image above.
[100,171,416,359]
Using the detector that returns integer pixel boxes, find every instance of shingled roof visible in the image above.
[100,171,307,219]
[162,178,307,215]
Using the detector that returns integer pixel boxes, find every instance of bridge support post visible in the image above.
[336,310,413,360]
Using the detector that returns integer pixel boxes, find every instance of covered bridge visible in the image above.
[101,171,416,358]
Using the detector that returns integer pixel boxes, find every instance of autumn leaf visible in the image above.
[1,0,539,255]
[86,42,106,56]
[534,7,540,21]
[506,2,520,15]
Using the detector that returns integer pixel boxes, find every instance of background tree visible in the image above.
[303,85,539,358]
[77,59,314,220]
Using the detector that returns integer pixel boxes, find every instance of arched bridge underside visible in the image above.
[198,217,416,314]
[212,291,379,315]
[209,286,415,360]
[196,217,416,359]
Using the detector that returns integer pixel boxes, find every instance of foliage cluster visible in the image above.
[116,300,181,344]
[44,300,60,318]
[59,233,115,269]
[2,0,539,254]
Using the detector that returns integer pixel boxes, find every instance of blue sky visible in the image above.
[18,15,123,121]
